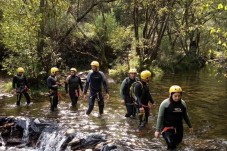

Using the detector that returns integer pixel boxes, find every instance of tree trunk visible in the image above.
[36,0,45,69]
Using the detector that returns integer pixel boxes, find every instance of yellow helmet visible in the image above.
[141,70,151,80]
[169,85,182,94]
[50,67,59,74]
[91,61,99,67]
[17,67,25,73]
[128,68,137,74]
[70,68,77,72]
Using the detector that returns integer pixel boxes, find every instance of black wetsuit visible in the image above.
[134,80,154,128]
[12,74,30,105]
[65,75,83,107]
[156,98,192,150]
[120,77,138,117]
[83,71,109,115]
[47,75,59,111]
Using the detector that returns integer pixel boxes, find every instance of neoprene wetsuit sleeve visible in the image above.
[148,91,154,104]
[134,82,143,108]
[120,78,127,100]
[47,77,56,90]
[156,99,169,132]
[12,76,16,89]
[83,72,91,94]
[65,76,70,93]
[182,100,192,128]
[100,72,109,94]
[79,77,83,91]
[24,76,29,89]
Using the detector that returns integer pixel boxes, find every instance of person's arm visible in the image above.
[120,79,127,100]
[12,76,16,89]
[148,88,154,104]
[134,82,143,107]
[65,76,69,93]
[78,77,83,92]
[182,100,192,128]
[24,76,29,89]
[100,72,109,94]
[83,72,91,94]
[155,100,167,132]
[154,99,169,138]
[47,77,57,89]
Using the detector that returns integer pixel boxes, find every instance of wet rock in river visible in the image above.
[5,138,23,146]
[0,93,13,100]
[66,128,76,136]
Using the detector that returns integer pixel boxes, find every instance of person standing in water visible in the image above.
[155,85,193,150]
[83,61,109,116]
[134,70,155,129]
[47,67,61,112]
[120,68,138,118]
[65,68,83,107]
[12,67,31,106]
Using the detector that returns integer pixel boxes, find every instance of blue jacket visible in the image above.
[83,71,108,95]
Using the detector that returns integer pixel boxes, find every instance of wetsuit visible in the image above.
[120,77,138,117]
[134,81,154,128]
[65,75,83,107]
[47,75,59,111]
[12,74,30,105]
[156,98,192,150]
[83,71,109,115]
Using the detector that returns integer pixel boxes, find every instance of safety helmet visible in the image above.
[128,68,137,74]
[169,85,182,94]
[70,68,77,72]
[141,70,151,80]
[17,67,25,73]
[50,67,59,74]
[91,61,99,67]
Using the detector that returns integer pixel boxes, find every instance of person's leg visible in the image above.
[138,109,146,130]
[23,92,31,105]
[97,93,104,114]
[16,93,22,106]
[49,96,54,111]
[144,107,150,123]
[175,125,184,146]
[162,129,177,150]
[86,94,95,115]
[69,89,76,107]
[125,104,132,117]
[53,93,58,108]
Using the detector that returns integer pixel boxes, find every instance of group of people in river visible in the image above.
[12,61,193,151]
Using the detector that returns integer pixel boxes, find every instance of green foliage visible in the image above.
[0,0,227,79]
[4,81,13,93]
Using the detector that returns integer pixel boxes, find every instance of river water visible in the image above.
[0,65,227,150]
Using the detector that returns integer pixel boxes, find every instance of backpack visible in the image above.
[129,81,143,102]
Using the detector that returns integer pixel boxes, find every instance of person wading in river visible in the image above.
[134,70,155,130]
[120,68,138,118]
[12,67,31,106]
[47,67,62,112]
[65,68,83,107]
[155,85,193,150]
[83,61,109,117]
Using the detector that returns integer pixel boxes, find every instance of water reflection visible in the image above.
[0,65,227,150]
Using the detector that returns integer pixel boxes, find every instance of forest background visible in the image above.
[0,0,227,85]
